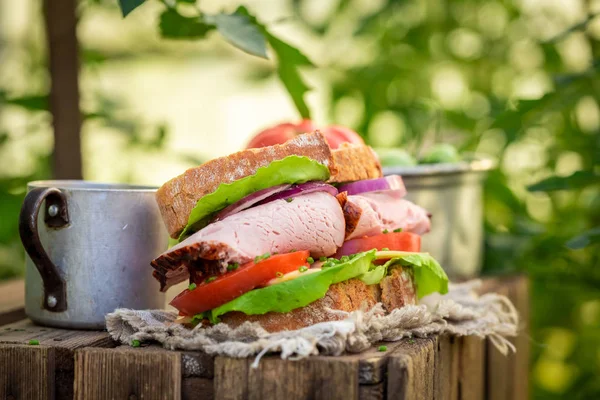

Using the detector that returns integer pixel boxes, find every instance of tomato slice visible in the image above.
[170,251,310,316]
[334,231,421,258]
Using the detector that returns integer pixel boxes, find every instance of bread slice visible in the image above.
[155,132,383,239]
[328,143,383,183]
[220,267,416,332]
[156,132,334,238]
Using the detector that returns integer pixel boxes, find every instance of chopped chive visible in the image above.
[131,339,141,347]
[378,345,387,352]
[381,248,390,251]
[393,228,402,232]
[383,229,389,234]
[409,338,415,344]
[340,255,350,263]
[276,271,284,278]
[205,276,217,283]
[299,266,308,273]
[254,252,271,263]
[227,262,239,271]
[319,256,327,262]
[285,197,294,203]
[307,256,315,264]
[290,249,297,253]
[28,339,39,346]
[188,283,197,291]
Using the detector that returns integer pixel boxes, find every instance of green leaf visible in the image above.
[118,0,146,17]
[266,33,313,119]
[527,171,600,192]
[360,252,449,298]
[159,9,214,39]
[202,251,376,323]
[4,95,49,111]
[566,227,600,249]
[179,156,330,240]
[205,9,268,58]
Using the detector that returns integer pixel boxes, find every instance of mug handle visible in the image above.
[19,187,69,312]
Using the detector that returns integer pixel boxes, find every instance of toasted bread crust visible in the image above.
[156,132,334,238]
[220,267,416,332]
[328,143,383,183]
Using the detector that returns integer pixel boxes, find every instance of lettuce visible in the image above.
[196,251,448,324]
[360,251,449,298]
[179,156,330,241]
[200,251,376,324]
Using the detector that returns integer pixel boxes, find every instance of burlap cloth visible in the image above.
[106,280,519,367]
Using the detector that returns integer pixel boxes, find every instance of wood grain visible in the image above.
[434,335,459,400]
[359,382,385,400]
[387,337,437,400]
[74,347,182,400]
[458,336,485,400]
[0,344,54,400]
[0,319,115,399]
[182,377,214,400]
[481,275,529,400]
[0,279,25,326]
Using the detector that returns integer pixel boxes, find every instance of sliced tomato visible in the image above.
[334,231,421,258]
[170,251,310,316]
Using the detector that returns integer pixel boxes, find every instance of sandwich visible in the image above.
[151,131,448,332]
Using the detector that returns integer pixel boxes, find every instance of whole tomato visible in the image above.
[245,120,364,149]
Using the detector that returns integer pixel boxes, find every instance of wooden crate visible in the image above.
[0,276,529,400]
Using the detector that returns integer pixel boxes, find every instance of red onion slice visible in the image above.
[214,184,291,221]
[337,175,406,196]
[256,182,338,205]
[213,182,338,222]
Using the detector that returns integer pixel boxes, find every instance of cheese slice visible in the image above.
[265,267,322,286]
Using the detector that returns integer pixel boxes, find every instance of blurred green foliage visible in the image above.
[1,0,599,398]
[284,2,600,398]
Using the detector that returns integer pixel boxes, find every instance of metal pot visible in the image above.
[383,159,495,280]
[19,180,168,329]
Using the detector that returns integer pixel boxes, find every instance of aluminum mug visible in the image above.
[19,180,168,329]
[383,158,495,280]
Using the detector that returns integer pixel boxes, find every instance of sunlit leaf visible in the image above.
[266,33,313,118]
[205,9,268,58]
[4,95,49,111]
[566,227,600,249]
[527,171,600,192]
[159,9,214,39]
[118,0,146,17]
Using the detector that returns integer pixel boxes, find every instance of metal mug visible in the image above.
[19,180,168,329]
[383,158,495,280]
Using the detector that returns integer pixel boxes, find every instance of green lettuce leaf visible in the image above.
[200,251,376,323]
[179,156,330,241]
[359,251,449,298]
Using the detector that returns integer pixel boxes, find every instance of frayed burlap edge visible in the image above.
[106,280,519,367]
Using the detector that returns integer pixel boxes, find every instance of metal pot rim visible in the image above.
[27,180,158,192]
[382,157,496,177]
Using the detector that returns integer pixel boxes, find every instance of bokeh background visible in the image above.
[1,0,599,398]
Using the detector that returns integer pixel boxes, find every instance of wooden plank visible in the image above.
[386,337,437,400]
[481,275,529,400]
[181,351,215,378]
[434,335,459,400]
[0,279,25,326]
[0,344,54,400]
[458,336,485,400]
[182,377,214,400]
[214,354,359,400]
[359,382,385,400]
[0,320,114,399]
[214,357,249,400]
[74,346,182,400]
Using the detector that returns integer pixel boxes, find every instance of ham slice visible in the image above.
[151,191,345,291]
[342,191,431,240]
